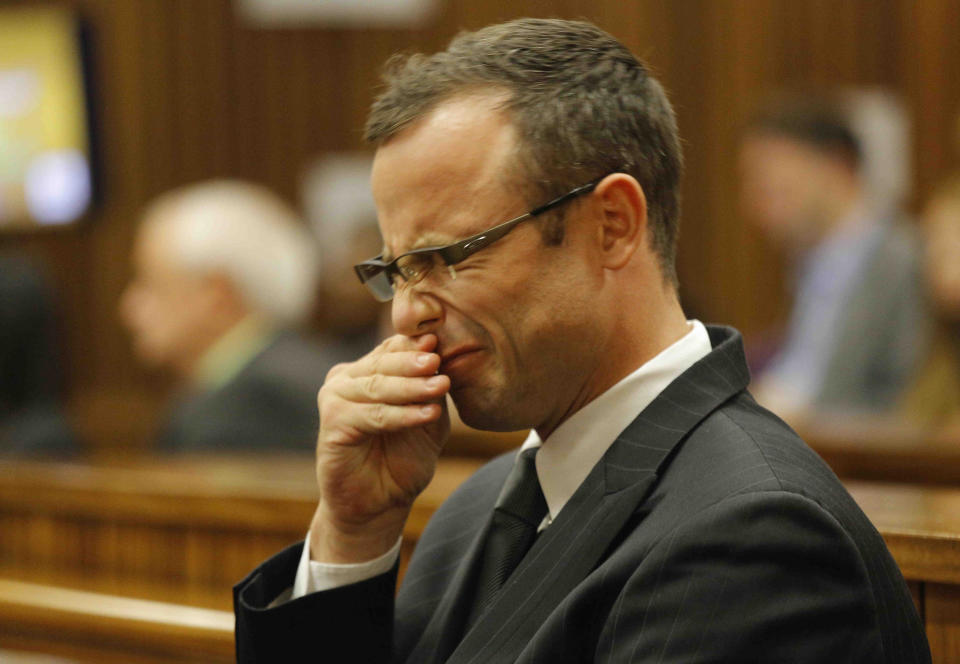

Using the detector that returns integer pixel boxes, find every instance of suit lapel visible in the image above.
[402,477,506,664]
[435,326,750,664]
[447,460,656,664]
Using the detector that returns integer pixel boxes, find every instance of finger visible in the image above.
[346,349,441,379]
[338,373,450,405]
[410,333,439,352]
[340,401,445,434]
[379,333,437,353]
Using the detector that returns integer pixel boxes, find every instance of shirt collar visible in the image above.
[520,319,712,522]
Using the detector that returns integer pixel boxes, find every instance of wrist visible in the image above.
[309,503,409,564]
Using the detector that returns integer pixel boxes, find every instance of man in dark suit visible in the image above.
[740,94,926,422]
[121,180,331,451]
[155,330,334,451]
[234,19,930,662]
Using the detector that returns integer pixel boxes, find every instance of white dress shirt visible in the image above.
[289,319,712,599]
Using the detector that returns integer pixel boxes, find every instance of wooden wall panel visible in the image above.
[0,0,958,451]
[899,0,960,203]
[926,583,960,664]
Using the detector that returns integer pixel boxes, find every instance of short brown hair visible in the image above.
[365,18,684,288]
[745,94,862,173]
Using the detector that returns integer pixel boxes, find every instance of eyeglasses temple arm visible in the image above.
[529,180,600,217]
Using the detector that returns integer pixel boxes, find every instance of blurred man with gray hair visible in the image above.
[121,179,331,451]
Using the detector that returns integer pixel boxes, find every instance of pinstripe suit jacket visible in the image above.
[234,325,930,663]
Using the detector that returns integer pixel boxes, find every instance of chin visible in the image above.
[133,342,171,369]
[452,387,524,433]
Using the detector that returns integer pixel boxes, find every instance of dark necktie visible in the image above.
[466,446,548,629]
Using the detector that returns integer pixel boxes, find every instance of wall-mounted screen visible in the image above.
[0,6,94,230]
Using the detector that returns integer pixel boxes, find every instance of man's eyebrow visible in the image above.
[382,233,456,263]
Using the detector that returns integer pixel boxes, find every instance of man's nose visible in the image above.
[391,284,443,337]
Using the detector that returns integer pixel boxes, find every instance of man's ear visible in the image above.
[594,173,648,270]
[204,271,247,317]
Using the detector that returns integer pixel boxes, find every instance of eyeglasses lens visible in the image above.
[355,264,394,302]
[359,251,444,302]
[396,253,438,283]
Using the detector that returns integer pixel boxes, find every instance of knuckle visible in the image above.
[325,362,348,382]
[317,382,331,407]
[370,351,388,376]
[317,390,340,422]
[318,376,341,402]
[371,403,387,427]
[365,373,383,399]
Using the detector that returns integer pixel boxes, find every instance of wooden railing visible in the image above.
[0,578,233,663]
[800,420,960,485]
[3,442,960,661]
[846,481,960,661]
[0,453,483,603]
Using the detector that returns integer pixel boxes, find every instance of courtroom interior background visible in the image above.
[1,0,959,453]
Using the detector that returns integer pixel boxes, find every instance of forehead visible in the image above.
[370,93,522,254]
[133,217,181,278]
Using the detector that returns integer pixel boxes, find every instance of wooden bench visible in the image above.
[0,578,233,663]
[801,420,960,485]
[0,454,483,606]
[4,454,960,660]
[847,481,960,662]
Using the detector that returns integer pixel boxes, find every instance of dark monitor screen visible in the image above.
[0,6,94,230]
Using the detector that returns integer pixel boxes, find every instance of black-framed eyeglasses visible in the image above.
[354,178,602,302]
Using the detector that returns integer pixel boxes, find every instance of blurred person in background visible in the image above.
[120,179,331,452]
[303,155,391,364]
[900,174,960,431]
[313,217,388,364]
[0,253,77,455]
[740,93,926,423]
